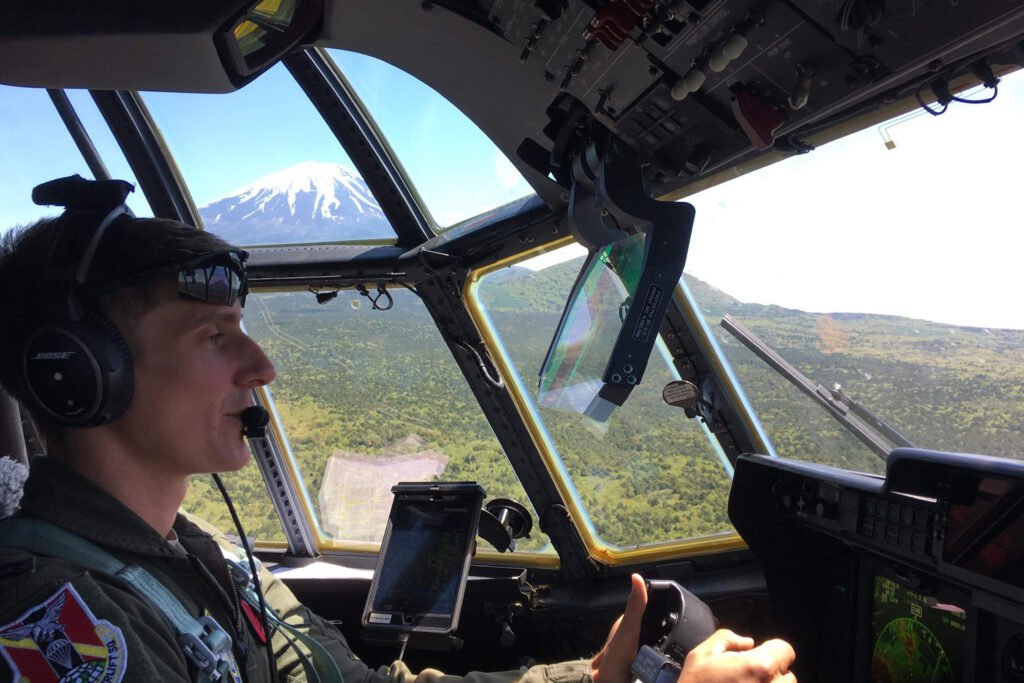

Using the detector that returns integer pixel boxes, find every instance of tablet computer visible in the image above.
[362,482,485,634]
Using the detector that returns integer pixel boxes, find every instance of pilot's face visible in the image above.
[110,290,276,478]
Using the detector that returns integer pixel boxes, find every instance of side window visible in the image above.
[240,288,553,552]
[0,87,151,231]
[470,245,737,548]
[684,71,1024,472]
[186,465,286,543]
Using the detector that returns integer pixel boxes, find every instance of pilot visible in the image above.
[0,177,797,682]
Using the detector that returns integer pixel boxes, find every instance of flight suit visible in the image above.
[0,457,593,683]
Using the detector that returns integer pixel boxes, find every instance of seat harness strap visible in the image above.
[0,517,235,683]
[222,555,345,683]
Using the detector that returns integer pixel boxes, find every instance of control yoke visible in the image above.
[632,580,716,683]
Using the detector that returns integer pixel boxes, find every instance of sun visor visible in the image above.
[0,0,322,92]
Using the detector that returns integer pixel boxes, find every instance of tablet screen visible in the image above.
[363,483,484,633]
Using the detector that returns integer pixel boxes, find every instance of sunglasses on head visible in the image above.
[176,250,249,307]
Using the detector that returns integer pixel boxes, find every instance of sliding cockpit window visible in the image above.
[684,70,1024,473]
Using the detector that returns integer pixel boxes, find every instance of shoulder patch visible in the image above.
[0,582,127,683]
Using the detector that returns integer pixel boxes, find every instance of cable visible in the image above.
[397,633,410,662]
[355,283,394,310]
[916,70,999,115]
[951,84,998,104]
[453,340,505,388]
[915,84,948,116]
[212,472,278,681]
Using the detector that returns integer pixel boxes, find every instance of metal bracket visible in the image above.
[565,142,696,411]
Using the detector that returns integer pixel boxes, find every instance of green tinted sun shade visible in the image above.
[538,232,645,416]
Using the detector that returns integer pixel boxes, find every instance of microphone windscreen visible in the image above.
[241,406,270,439]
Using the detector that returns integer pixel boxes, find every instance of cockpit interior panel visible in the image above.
[731,449,1024,682]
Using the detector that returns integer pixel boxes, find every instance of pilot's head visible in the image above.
[0,177,275,470]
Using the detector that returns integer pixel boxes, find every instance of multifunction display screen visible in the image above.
[870,575,966,682]
[944,476,1024,592]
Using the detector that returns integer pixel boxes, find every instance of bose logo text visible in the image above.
[31,352,75,360]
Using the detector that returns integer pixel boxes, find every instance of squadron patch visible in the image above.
[0,583,127,683]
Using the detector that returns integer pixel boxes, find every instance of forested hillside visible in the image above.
[183,267,1024,547]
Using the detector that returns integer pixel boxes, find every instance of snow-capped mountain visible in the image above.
[198,161,389,244]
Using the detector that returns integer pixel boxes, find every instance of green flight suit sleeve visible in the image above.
[259,565,593,683]
[384,659,594,683]
[189,511,594,683]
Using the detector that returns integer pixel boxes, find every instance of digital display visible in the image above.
[870,575,966,682]
[369,499,474,625]
[944,476,1024,591]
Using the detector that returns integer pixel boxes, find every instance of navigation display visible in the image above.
[870,575,966,682]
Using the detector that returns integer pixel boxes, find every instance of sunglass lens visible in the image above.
[206,266,232,305]
[176,252,246,306]
[178,269,206,301]
[178,266,240,305]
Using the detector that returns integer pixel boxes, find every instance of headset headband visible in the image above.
[33,175,136,321]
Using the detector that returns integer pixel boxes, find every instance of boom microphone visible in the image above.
[241,406,270,439]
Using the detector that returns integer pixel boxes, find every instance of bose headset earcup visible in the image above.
[23,175,138,428]
[22,312,134,428]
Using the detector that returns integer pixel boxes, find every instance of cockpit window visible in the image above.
[470,246,737,549]
[0,86,152,232]
[234,288,553,553]
[326,50,536,231]
[684,70,1024,473]
[141,63,395,246]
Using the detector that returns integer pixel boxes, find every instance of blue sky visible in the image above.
[0,51,530,229]
[683,70,1024,329]
[141,51,531,225]
[2,57,1021,328]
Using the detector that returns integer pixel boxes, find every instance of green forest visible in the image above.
[182,263,1024,552]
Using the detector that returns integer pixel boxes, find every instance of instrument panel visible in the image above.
[730,448,1024,682]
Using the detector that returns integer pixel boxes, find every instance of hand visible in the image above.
[678,629,796,683]
[590,573,648,683]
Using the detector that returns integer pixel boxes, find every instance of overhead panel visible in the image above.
[471,0,1024,195]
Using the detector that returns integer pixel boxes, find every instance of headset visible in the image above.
[21,175,137,428]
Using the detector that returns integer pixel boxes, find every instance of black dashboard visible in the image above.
[730,448,1024,682]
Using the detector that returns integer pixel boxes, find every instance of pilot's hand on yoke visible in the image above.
[678,630,797,683]
[591,573,649,683]
[590,574,797,683]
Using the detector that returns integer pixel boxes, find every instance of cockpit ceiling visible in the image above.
[3,0,1023,206]
[324,1,1024,203]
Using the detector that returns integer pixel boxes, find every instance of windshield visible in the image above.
[472,72,1024,549]
[684,70,1024,474]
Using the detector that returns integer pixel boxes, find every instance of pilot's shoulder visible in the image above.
[0,552,180,680]
[175,509,245,558]
[0,546,136,618]
[0,543,80,601]
[0,543,173,632]
[176,508,228,539]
